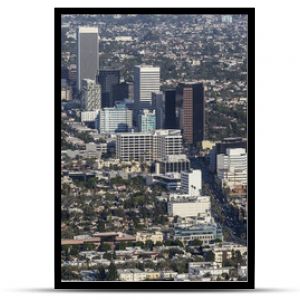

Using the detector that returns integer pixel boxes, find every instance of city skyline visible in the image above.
[58,10,253,288]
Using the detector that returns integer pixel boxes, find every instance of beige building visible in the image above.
[61,86,72,101]
[118,269,147,281]
[202,140,216,150]
[145,270,160,280]
[136,231,163,244]
[212,242,247,263]
[118,269,161,281]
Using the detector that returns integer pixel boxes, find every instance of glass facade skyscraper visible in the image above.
[97,68,120,107]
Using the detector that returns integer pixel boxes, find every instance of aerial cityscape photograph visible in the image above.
[59,12,251,285]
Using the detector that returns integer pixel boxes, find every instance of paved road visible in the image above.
[190,157,247,245]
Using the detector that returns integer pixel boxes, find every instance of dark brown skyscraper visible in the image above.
[178,82,204,145]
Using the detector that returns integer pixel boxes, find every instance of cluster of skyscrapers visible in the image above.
[73,25,247,194]
[75,26,205,147]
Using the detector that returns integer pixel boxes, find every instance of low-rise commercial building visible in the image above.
[212,242,247,263]
[188,262,231,279]
[146,173,182,191]
[155,154,190,175]
[167,195,211,218]
[136,231,163,244]
[118,269,147,281]
[173,223,223,245]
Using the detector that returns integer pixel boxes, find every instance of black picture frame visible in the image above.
[55,7,255,290]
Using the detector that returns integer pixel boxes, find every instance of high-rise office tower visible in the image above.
[81,79,101,111]
[134,65,160,103]
[152,92,164,129]
[77,27,99,91]
[164,89,177,129]
[134,65,160,107]
[177,82,205,145]
[112,81,134,102]
[97,68,120,108]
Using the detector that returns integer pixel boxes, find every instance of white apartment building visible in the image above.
[81,79,101,111]
[153,129,183,160]
[167,195,211,218]
[116,132,153,161]
[217,148,247,189]
[116,129,183,162]
[99,106,132,133]
[181,169,202,196]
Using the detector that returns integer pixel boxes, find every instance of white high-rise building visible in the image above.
[116,129,183,162]
[81,79,101,111]
[116,132,153,162]
[181,169,202,196]
[77,27,99,91]
[217,148,247,189]
[153,130,183,160]
[134,65,160,104]
[99,104,132,134]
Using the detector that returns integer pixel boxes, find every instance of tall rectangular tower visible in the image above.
[178,82,205,145]
[152,92,164,129]
[77,27,99,91]
[164,89,177,129]
[97,68,120,107]
[134,65,160,105]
